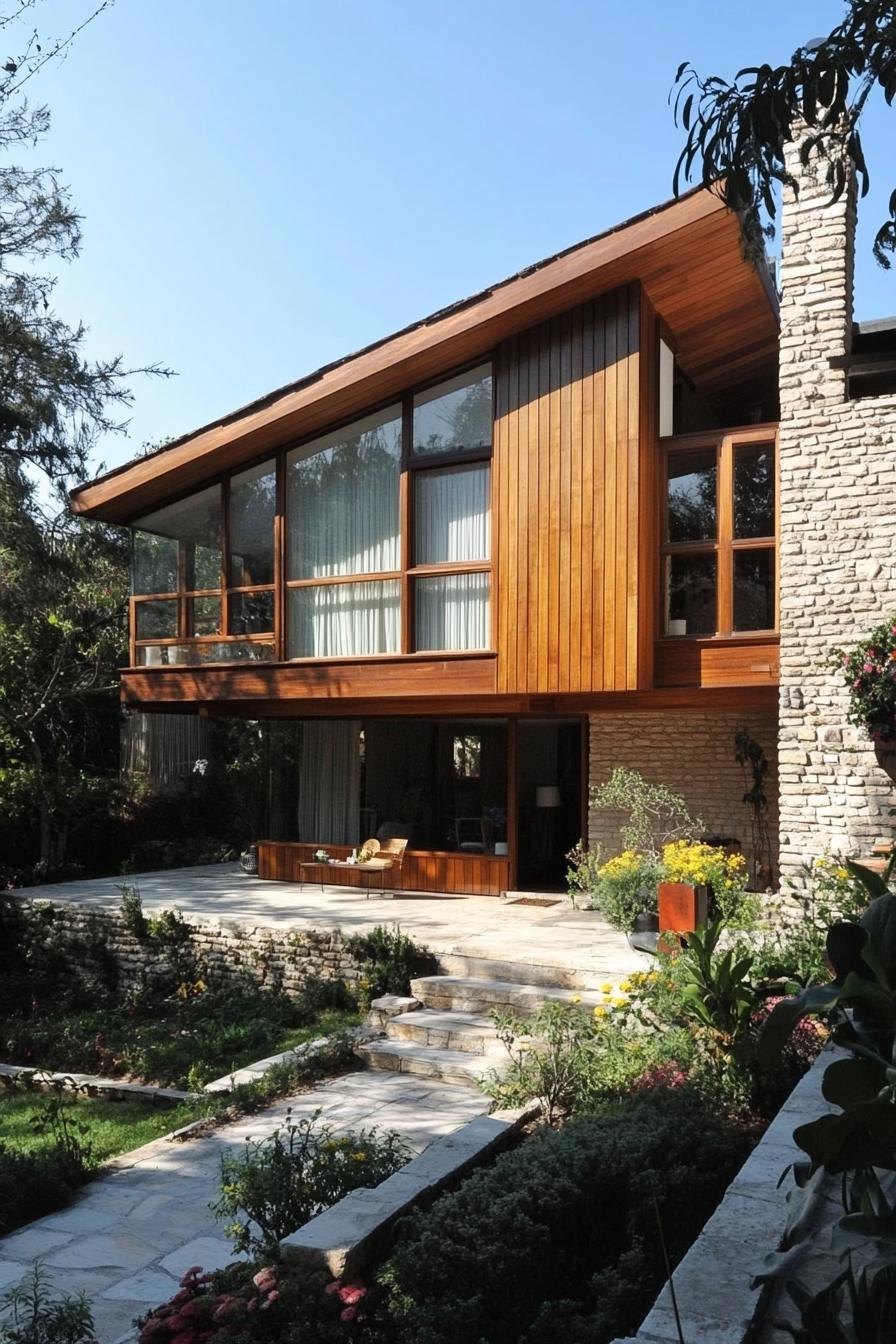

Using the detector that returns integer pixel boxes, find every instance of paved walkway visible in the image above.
[14,862,645,985]
[0,1072,487,1344]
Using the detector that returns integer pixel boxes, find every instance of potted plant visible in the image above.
[659,839,754,934]
[836,613,896,782]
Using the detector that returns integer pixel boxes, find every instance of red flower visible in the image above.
[340,1306,359,1322]
[338,1284,367,1306]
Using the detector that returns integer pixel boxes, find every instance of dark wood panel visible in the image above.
[121,654,497,706]
[654,638,780,689]
[495,283,641,695]
[256,840,510,897]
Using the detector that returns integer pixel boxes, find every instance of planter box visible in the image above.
[657,881,708,937]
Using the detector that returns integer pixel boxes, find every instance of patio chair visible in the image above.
[359,835,408,895]
[453,817,494,853]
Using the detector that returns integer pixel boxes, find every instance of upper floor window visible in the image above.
[662,430,777,638]
[129,364,493,667]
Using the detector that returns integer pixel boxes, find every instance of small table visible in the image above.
[299,859,392,897]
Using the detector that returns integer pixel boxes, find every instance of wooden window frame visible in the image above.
[659,424,779,641]
[130,364,494,668]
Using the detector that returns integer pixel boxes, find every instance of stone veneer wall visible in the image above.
[588,710,779,880]
[17,902,364,995]
[777,137,896,881]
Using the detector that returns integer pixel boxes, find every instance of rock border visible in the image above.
[280,1100,540,1280]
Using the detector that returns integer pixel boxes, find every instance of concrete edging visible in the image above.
[613,1043,840,1344]
[280,1100,540,1280]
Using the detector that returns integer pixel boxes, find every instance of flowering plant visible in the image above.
[835,613,896,742]
[137,1264,281,1343]
[661,840,756,924]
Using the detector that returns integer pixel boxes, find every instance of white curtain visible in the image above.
[298,720,361,845]
[122,712,210,783]
[289,580,400,657]
[414,463,489,564]
[415,572,490,651]
[286,407,401,579]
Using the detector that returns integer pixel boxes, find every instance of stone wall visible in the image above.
[20,901,364,996]
[587,709,779,881]
[777,136,896,880]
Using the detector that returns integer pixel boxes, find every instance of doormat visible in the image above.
[508,897,562,908]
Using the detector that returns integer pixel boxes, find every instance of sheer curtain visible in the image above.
[287,407,401,657]
[298,720,361,845]
[414,463,490,650]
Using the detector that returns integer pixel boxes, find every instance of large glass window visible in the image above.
[412,364,492,457]
[662,433,776,638]
[131,362,493,666]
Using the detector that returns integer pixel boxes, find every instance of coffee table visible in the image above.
[299,858,392,897]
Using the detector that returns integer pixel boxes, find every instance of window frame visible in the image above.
[659,425,779,640]
[130,361,494,667]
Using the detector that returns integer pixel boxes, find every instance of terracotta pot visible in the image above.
[657,881,709,937]
[874,740,896,785]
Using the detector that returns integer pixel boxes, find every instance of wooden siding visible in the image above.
[495,284,641,695]
[256,841,510,896]
[654,638,780,688]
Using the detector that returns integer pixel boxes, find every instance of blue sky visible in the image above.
[13,0,895,476]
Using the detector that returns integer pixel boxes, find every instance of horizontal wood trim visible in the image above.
[256,840,510,896]
[654,637,780,689]
[121,654,498,705]
[72,191,777,523]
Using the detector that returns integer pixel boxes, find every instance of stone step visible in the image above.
[356,1038,501,1089]
[386,1009,505,1055]
[410,974,609,1016]
[435,952,585,990]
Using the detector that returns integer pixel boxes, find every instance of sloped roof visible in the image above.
[72,185,778,522]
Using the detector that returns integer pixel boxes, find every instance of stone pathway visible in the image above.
[0,1071,487,1344]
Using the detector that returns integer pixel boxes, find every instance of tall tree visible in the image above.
[0,1,168,871]
[672,1,896,266]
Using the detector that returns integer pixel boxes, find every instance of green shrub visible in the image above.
[483,999,693,1121]
[590,849,662,928]
[212,1108,410,1257]
[379,1087,755,1344]
[0,1145,86,1237]
[344,925,436,1008]
[0,1265,95,1344]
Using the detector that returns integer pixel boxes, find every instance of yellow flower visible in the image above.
[611,996,628,1008]
[571,995,581,1005]
[836,868,849,880]
[601,982,613,993]
[352,1151,366,1162]
[592,1006,607,1018]
[619,979,632,992]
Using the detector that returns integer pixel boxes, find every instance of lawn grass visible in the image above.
[0,1091,194,1162]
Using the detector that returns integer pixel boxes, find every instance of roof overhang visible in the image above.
[72,185,779,523]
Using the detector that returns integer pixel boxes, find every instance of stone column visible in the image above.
[777,132,896,882]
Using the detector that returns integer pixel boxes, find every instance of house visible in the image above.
[69,140,896,895]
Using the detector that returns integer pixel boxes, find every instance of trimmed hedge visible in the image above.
[378,1087,756,1344]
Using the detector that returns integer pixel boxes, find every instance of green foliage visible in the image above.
[734,727,773,887]
[379,1087,755,1344]
[836,612,896,741]
[118,882,148,940]
[756,911,896,1331]
[0,1143,84,1238]
[344,925,436,1008]
[0,1265,95,1344]
[589,768,701,857]
[589,849,662,929]
[673,2,896,267]
[484,997,693,1122]
[564,840,602,908]
[674,921,756,1079]
[212,1109,410,1257]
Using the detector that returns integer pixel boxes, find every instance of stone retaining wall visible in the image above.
[17,900,364,996]
[588,709,779,881]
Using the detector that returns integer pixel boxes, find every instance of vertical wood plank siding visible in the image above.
[494,283,641,693]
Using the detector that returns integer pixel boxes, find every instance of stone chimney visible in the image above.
[777,130,896,881]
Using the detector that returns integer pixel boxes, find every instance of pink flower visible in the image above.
[338,1284,367,1306]
[340,1306,359,1322]
[252,1268,277,1291]
[863,662,875,673]
[325,1281,341,1296]
[260,1290,280,1310]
